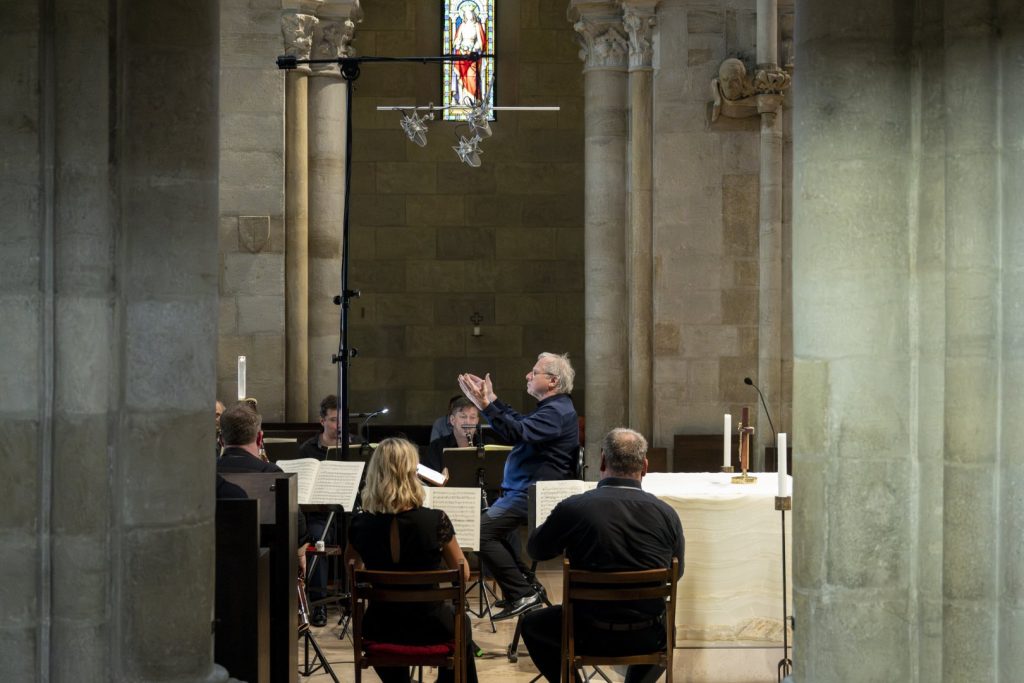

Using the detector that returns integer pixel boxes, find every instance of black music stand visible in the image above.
[443,446,510,510]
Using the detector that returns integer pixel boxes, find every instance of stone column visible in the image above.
[622,2,657,440]
[282,8,318,420]
[570,1,630,466]
[307,2,359,416]
[793,1,1024,680]
[752,0,790,469]
[941,2,1002,678]
[1,1,225,680]
[999,8,1024,677]
[792,0,915,679]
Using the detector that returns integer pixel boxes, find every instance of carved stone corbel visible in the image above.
[310,0,362,75]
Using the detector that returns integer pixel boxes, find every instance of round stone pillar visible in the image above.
[623,2,657,440]
[571,1,630,466]
[1,0,225,680]
[282,10,318,421]
[792,0,915,679]
[307,6,357,416]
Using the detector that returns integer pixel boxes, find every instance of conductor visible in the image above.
[457,352,578,620]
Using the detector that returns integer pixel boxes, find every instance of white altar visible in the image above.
[641,472,792,649]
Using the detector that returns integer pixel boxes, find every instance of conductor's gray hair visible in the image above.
[602,428,648,475]
[536,352,575,394]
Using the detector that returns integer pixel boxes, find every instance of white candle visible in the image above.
[778,432,788,497]
[237,355,247,401]
[723,414,732,467]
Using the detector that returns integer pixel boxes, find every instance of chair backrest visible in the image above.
[349,560,467,683]
[561,557,679,683]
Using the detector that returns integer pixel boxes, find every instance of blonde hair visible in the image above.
[360,437,425,514]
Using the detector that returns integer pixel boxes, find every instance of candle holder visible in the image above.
[720,465,734,473]
[731,416,757,484]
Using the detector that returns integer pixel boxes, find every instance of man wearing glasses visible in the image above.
[458,352,579,620]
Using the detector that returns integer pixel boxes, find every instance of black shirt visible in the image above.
[298,434,328,461]
[528,477,685,621]
[216,446,284,473]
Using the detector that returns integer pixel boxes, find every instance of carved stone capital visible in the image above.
[572,16,628,70]
[309,0,362,76]
[622,4,657,70]
[281,12,318,64]
[752,66,792,95]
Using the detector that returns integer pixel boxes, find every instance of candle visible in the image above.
[237,355,247,401]
[778,432,789,497]
[723,414,732,467]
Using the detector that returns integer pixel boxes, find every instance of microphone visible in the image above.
[743,377,777,445]
[358,407,389,442]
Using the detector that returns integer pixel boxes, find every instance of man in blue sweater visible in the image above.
[458,352,579,620]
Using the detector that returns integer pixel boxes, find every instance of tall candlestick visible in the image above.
[723,414,732,467]
[778,432,788,496]
[237,355,247,401]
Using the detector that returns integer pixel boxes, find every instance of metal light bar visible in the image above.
[376,105,560,111]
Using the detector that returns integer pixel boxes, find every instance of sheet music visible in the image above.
[276,458,364,510]
[307,460,364,511]
[417,463,447,486]
[275,458,320,504]
[423,487,481,552]
[534,480,596,527]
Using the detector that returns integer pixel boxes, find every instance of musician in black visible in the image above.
[520,428,684,683]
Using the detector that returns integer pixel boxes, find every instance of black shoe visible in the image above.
[310,605,328,628]
[491,592,542,621]
[493,598,508,609]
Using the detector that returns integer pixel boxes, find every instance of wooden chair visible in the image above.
[350,560,467,683]
[561,558,679,683]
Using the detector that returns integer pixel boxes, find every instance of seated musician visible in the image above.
[217,401,309,572]
[345,438,479,683]
[429,394,462,442]
[520,428,685,683]
[296,394,342,627]
[422,396,498,474]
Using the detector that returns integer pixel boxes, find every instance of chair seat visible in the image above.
[363,640,455,656]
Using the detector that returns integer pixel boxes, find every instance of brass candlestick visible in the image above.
[731,409,757,484]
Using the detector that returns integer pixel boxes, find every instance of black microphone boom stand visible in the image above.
[744,376,777,472]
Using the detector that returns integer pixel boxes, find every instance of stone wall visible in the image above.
[343,0,586,423]
[649,0,794,456]
[217,0,288,416]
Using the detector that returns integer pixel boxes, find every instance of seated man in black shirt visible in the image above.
[296,394,342,626]
[423,397,490,474]
[298,394,342,459]
[521,428,685,683]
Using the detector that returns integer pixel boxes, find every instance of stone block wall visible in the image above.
[342,0,586,423]
[217,0,287,416]
[651,0,794,452]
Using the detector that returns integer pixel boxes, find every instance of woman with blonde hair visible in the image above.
[346,437,478,683]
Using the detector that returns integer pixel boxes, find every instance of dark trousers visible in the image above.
[306,512,335,600]
[521,606,666,683]
[478,491,532,600]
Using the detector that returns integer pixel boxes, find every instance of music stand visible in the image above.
[443,446,510,510]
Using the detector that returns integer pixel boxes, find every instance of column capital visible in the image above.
[280,10,319,70]
[621,2,658,71]
[310,0,363,76]
[568,2,628,71]
[752,66,792,95]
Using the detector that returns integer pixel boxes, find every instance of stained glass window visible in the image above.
[442,0,495,121]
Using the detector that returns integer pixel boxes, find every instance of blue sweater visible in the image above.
[482,393,579,493]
